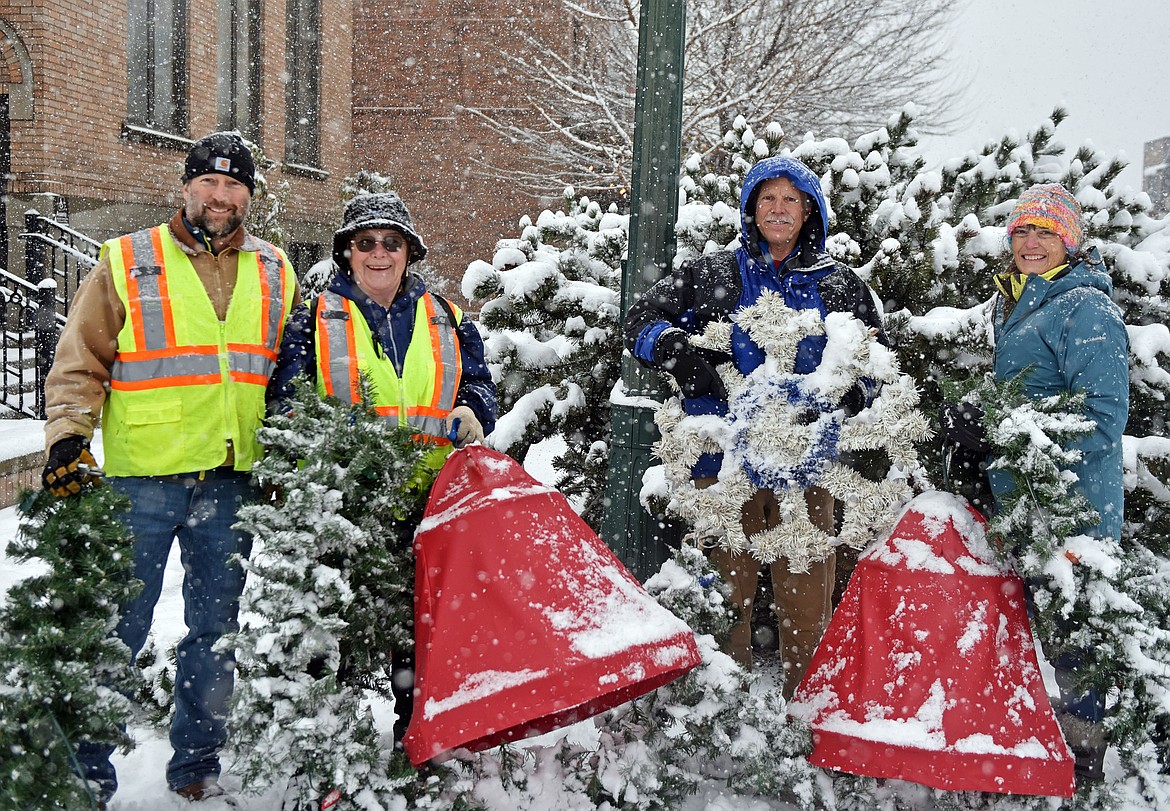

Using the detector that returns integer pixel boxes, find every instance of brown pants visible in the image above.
[702,483,836,699]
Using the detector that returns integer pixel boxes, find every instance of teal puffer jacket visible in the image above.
[989,251,1130,539]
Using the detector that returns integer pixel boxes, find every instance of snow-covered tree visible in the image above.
[945,373,1170,794]
[463,191,626,526]
[468,107,1170,803]
[340,168,397,199]
[227,378,433,810]
[0,486,139,810]
[467,0,960,199]
[244,136,290,249]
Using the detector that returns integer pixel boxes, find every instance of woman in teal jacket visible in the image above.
[949,183,1129,783]
[989,203,1129,541]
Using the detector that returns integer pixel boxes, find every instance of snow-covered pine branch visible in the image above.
[951,372,1170,780]
[227,378,432,809]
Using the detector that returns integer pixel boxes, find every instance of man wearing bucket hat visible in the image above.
[41,131,299,805]
[270,190,496,452]
[940,182,1130,782]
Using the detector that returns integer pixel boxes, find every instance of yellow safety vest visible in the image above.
[314,290,462,462]
[101,225,295,476]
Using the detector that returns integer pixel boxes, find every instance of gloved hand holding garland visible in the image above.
[42,435,101,497]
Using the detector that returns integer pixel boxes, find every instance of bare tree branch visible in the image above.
[471,0,963,202]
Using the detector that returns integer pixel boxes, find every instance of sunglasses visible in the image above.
[350,236,406,254]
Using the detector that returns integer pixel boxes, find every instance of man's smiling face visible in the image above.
[754,176,809,258]
[183,173,251,240]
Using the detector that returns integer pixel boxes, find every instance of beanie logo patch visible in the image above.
[214,157,231,172]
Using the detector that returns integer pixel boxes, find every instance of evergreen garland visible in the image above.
[227,377,434,810]
[0,485,138,811]
[947,373,1170,789]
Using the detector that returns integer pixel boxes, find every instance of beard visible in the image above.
[186,200,246,239]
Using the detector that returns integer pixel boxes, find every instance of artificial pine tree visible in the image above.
[243,136,291,249]
[0,485,138,810]
[340,168,396,199]
[227,377,433,810]
[948,373,1170,797]
[132,635,177,726]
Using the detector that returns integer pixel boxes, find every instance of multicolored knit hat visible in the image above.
[1005,183,1083,253]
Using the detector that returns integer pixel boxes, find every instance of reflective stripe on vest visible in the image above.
[110,229,287,389]
[316,290,462,441]
[101,225,294,476]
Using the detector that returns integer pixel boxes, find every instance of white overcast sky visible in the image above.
[916,0,1170,194]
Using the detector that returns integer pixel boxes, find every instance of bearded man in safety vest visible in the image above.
[268,190,497,741]
[41,131,299,806]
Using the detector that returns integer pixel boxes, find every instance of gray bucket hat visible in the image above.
[332,191,428,268]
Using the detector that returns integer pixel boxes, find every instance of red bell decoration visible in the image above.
[403,445,701,765]
[788,492,1075,797]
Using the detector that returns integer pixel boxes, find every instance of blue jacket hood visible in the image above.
[740,156,829,259]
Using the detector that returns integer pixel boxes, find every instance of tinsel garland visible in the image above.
[655,291,931,571]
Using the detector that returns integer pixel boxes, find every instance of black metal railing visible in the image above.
[0,210,101,418]
[22,209,101,318]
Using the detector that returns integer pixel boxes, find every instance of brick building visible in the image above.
[0,1,576,294]
[1144,137,1170,218]
[351,0,571,289]
[0,0,352,277]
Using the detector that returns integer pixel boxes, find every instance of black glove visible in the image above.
[840,383,868,418]
[653,328,729,400]
[939,402,990,453]
[42,436,101,497]
[794,405,822,425]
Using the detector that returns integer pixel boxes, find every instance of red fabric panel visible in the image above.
[404,446,701,765]
[789,493,1075,797]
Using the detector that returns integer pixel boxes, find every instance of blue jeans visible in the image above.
[77,473,256,799]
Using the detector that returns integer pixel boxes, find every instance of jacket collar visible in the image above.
[998,256,1113,326]
[328,268,425,314]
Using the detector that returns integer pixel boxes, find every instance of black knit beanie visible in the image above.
[332,192,429,268]
[182,132,257,194]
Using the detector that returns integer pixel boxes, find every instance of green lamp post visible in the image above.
[599,0,686,580]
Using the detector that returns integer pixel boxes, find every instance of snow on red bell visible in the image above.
[403,445,702,765]
[787,492,1075,797]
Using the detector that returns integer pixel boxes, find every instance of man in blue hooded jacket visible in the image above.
[624,156,884,696]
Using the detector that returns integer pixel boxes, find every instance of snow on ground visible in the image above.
[2,426,797,810]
